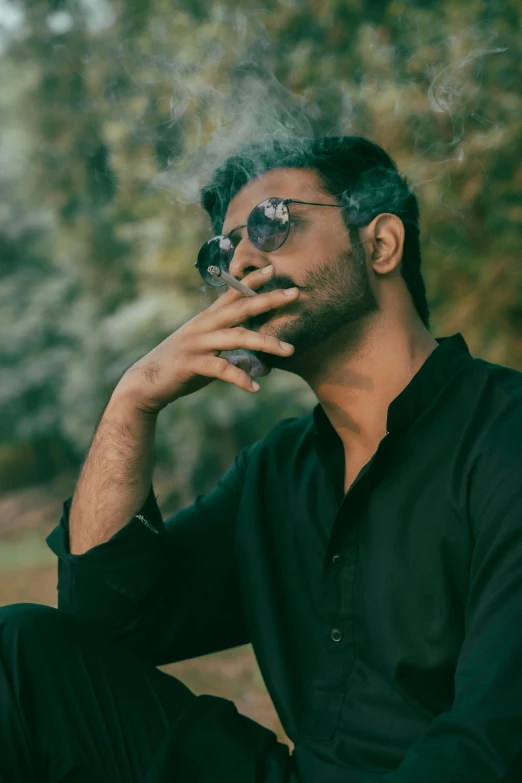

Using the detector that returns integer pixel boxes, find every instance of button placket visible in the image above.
[301,498,359,740]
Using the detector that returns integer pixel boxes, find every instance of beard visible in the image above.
[245,237,380,376]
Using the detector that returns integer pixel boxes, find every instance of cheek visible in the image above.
[313,223,346,256]
[292,238,329,269]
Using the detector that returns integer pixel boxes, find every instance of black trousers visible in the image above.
[0,603,294,783]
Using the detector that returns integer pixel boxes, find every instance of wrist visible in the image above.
[107,380,161,423]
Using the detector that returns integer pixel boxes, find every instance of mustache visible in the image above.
[256,277,299,295]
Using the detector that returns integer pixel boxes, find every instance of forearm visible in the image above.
[68,385,159,555]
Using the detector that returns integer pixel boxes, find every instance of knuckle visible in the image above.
[236,369,250,386]
[225,361,247,383]
[214,356,230,373]
[262,334,275,349]
[198,355,215,373]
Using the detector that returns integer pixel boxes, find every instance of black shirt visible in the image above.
[46,333,522,782]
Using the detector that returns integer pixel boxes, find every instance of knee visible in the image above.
[0,603,64,646]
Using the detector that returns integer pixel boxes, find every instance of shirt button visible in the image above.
[332,553,344,567]
[331,628,343,643]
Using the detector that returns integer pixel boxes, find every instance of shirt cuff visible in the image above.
[45,483,168,604]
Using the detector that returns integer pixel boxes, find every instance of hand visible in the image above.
[118,265,299,414]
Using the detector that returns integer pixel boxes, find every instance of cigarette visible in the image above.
[207,266,258,297]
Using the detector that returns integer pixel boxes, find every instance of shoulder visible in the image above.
[241,411,314,467]
[465,357,522,502]
[262,411,314,444]
[470,354,522,405]
[468,356,522,447]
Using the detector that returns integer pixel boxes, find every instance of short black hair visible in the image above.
[200,135,430,329]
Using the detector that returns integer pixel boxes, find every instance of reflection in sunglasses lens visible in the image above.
[197,236,234,286]
[248,198,290,251]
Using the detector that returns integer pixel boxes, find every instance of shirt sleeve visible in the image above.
[45,448,251,666]
[361,434,522,782]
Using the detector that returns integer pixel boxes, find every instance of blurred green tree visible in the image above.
[0,0,520,493]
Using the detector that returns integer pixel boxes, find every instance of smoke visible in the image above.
[425,37,508,159]
[427,44,508,116]
[150,70,325,207]
[146,9,508,223]
[149,14,339,208]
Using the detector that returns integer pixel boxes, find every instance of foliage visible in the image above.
[0,0,520,492]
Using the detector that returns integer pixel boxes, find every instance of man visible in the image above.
[1,136,522,783]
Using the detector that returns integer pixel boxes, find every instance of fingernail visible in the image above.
[260,265,273,275]
[252,381,260,391]
[283,287,298,296]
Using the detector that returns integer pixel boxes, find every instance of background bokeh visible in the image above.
[0,0,520,745]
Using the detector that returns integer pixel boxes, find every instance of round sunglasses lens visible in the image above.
[196,236,234,286]
[247,197,290,251]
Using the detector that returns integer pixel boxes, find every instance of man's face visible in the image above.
[221,167,380,374]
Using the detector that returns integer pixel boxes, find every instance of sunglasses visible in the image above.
[195,196,345,288]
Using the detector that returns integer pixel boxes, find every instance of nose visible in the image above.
[228,234,269,280]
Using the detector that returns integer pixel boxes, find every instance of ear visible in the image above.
[364,213,404,277]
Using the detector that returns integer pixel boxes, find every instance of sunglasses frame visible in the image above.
[195,196,346,287]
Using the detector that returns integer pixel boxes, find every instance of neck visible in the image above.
[302,314,438,451]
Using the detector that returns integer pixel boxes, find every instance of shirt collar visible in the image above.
[312,333,473,440]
